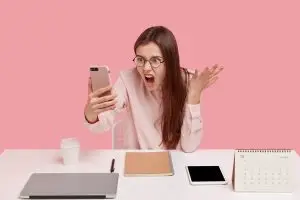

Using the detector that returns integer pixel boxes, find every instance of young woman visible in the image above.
[84,26,223,152]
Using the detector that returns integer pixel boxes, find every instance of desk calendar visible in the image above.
[232,149,296,193]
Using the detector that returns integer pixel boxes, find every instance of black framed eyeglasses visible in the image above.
[132,55,164,68]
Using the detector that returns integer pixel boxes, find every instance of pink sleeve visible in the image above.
[180,103,203,152]
[84,76,128,133]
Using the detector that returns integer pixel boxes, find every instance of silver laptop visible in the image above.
[19,173,119,199]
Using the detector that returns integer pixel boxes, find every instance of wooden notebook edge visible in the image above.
[124,172,173,177]
[167,151,175,176]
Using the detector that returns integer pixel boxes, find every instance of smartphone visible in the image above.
[186,166,227,185]
[89,64,111,96]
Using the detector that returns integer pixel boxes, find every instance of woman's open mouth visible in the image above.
[144,74,155,83]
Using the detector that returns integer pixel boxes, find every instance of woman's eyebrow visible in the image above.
[135,54,162,58]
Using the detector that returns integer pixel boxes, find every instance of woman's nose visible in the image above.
[144,60,152,70]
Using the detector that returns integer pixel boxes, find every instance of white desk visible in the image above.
[0,149,299,200]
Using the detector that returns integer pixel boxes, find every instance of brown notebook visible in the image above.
[124,151,174,176]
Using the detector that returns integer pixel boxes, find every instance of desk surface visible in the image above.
[0,149,299,200]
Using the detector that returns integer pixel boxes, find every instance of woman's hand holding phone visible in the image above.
[84,78,118,123]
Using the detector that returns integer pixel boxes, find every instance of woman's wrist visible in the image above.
[187,90,201,104]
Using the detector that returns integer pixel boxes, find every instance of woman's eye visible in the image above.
[151,58,160,63]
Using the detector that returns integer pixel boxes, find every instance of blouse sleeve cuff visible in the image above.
[186,103,201,119]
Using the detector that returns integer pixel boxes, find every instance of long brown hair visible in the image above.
[134,26,189,149]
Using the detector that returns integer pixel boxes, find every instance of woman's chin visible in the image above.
[144,81,158,91]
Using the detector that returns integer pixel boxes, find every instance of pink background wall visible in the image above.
[1,0,299,154]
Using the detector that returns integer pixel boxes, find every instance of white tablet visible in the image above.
[186,165,228,185]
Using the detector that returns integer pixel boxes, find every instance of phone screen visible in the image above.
[187,166,225,182]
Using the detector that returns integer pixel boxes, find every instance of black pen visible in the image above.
[110,158,115,173]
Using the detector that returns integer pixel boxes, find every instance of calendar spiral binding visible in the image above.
[236,149,292,153]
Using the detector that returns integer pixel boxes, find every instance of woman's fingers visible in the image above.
[94,105,116,114]
[90,94,117,105]
[205,76,218,88]
[209,65,223,78]
[92,99,118,110]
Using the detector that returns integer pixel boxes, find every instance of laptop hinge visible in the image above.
[26,195,107,199]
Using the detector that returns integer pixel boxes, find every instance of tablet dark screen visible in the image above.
[187,166,225,182]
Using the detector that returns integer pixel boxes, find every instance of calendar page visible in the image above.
[233,149,296,193]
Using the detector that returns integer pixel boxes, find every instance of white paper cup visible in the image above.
[60,138,80,165]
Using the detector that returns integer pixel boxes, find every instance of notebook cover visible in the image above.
[124,151,174,176]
